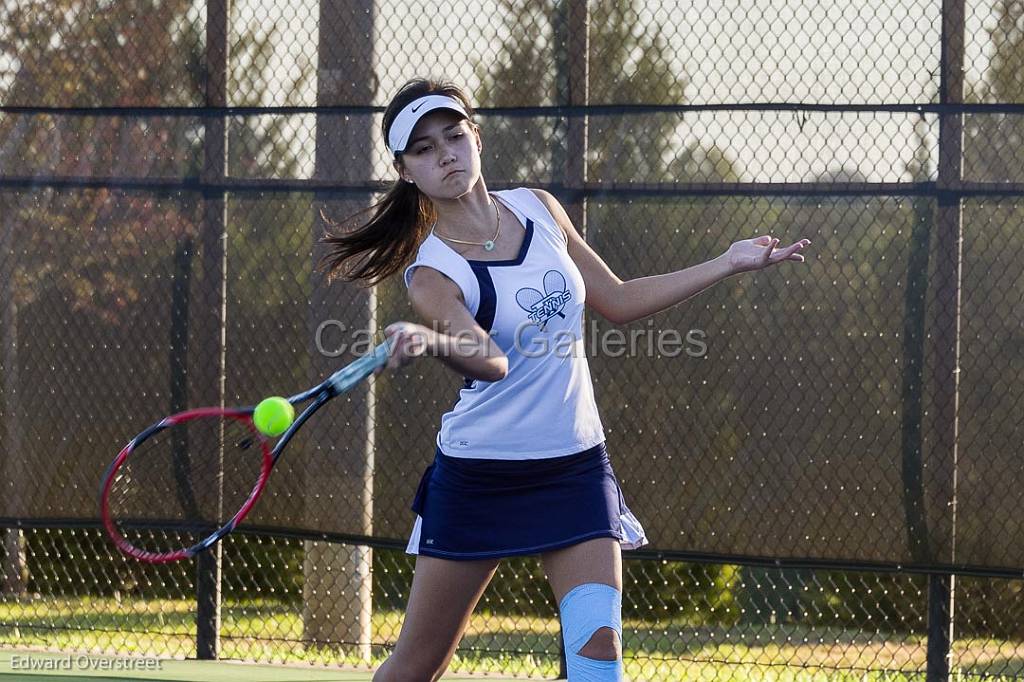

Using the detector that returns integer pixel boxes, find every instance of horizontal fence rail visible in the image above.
[2,0,1023,679]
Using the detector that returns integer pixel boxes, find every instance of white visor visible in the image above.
[387,94,469,156]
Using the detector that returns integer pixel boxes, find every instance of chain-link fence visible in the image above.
[2,0,1024,679]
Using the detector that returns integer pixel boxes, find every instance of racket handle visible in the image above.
[326,339,391,395]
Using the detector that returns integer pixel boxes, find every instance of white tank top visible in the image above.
[403,187,605,460]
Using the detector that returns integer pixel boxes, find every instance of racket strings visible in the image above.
[107,415,267,555]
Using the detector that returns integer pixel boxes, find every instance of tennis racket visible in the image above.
[99,340,390,564]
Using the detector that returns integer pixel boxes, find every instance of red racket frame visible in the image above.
[99,408,272,564]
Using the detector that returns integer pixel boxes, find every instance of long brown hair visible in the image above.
[318,78,477,285]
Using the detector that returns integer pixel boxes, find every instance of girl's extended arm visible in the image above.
[531,189,810,325]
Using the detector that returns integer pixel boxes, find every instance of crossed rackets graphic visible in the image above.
[515,270,572,330]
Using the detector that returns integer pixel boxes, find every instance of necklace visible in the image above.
[434,198,501,252]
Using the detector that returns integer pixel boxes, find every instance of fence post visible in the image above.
[927,0,966,678]
[195,0,231,660]
[557,0,590,232]
[302,0,377,661]
[553,1,588,677]
[926,574,954,681]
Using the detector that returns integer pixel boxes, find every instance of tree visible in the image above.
[0,0,311,600]
[958,0,1024,576]
[0,0,310,319]
[944,0,1024,639]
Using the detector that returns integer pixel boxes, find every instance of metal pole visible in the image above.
[563,0,589,232]
[926,0,965,678]
[926,574,953,681]
[302,0,376,661]
[196,0,230,660]
[553,1,588,677]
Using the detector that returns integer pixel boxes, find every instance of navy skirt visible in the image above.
[405,442,648,560]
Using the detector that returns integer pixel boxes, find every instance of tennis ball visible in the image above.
[252,396,294,437]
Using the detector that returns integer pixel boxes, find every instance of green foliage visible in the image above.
[475,0,728,186]
[982,0,1024,102]
[0,0,309,320]
[3,0,1024,667]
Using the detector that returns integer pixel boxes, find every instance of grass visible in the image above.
[0,596,1021,680]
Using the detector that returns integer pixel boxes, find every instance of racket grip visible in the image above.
[326,339,391,395]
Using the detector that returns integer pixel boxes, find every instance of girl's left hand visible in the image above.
[726,236,811,275]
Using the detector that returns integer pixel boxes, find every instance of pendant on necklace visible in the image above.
[483,240,496,251]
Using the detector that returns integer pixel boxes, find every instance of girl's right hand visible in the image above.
[378,321,431,373]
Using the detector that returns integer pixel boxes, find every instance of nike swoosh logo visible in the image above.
[411,102,425,112]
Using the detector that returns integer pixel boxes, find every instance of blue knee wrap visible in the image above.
[558,583,623,681]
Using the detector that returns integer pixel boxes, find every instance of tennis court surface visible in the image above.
[0,649,521,681]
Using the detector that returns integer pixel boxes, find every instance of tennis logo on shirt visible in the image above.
[515,270,572,330]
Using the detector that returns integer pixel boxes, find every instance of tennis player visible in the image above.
[320,78,810,682]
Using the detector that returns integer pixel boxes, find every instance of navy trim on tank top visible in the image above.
[466,219,533,333]
[449,211,536,387]
[469,264,497,332]
[466,219,534,267]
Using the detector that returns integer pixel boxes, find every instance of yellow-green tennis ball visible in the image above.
[253,397,294,437]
